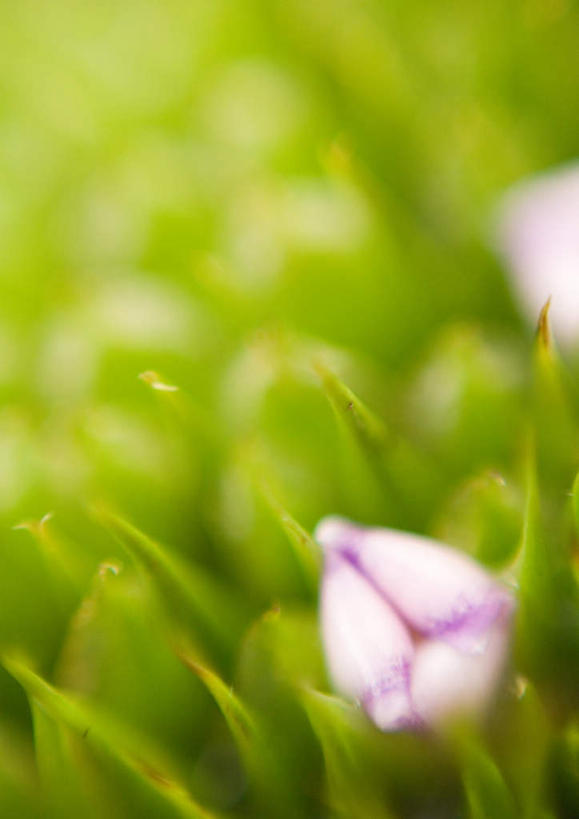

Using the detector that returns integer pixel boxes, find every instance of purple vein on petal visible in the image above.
[360,657,425,732]
[319,518,514,657]
[423,591,514,654]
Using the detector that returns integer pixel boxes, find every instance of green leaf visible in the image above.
[257,486,321,595]
[0,526,78,668]
[236,608,327,816]
[12,514,83,615]
[406,324,523,480]
[94,507,248,668]
[435,470,521,568]
[0,724,42,819]
[181,652,303,817]
[54,561,210,763]
[315,361,439,528]
[179,657,255,758]
[572,471,579,537]
[300,688,394,818]
[516,445,579,702]
[549,722,579,819]
[315,362,401,523]
[461,740,518,819]
[498,679,552,819]
[31,701,103,819]
[314,361,389,458]
[532,301,579,493]
[2,657,215,819]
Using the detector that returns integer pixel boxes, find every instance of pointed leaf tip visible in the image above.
[462,740,518,819]
[258,486,321,592]
[179,654,255,751]
[536,298,553,351]
[138,370,179,392]
[314,361,388,456]
[93,506,246,666]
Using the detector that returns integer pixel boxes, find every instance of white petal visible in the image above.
[321,551,417,731]
[411,617,511,726]
[495,163,579,347]
[316,517,514,654]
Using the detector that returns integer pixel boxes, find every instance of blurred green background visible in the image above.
[0,1,577,817]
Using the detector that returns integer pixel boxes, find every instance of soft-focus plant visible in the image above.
[0,1,577,818]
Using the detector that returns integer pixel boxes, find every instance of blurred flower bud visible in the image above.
[495,163,579,346]
[316,517,515,731]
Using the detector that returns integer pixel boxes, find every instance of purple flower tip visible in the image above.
[315,517,516,731]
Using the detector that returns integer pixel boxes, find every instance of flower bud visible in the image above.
[316,517,515,730]
[495,163,579,347]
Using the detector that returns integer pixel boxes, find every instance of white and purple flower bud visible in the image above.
[316,517,515,731]
[495,163,579,347]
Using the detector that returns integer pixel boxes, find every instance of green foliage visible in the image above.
[95,508,249,670]
[0,0,577,817]
[462,739,517,819]
[2,658,214,819]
